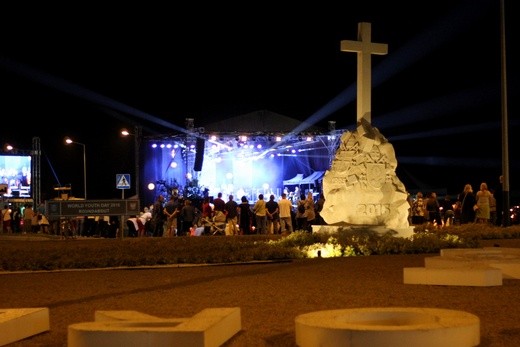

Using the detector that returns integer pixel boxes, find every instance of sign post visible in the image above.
[46,200,140,217]
[116,174,131,199]
[45,199,141,240]
[116,174,131,238]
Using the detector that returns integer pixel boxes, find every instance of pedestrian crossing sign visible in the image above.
[116,174,131,189]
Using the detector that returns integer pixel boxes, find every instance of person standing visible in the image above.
[425,192,441,228]
[225,194,239,235]
[295,193,308,231]
[253,194,267,234]
[315,193,326,225]
[12,206,22,233]
[278,193,293,234]
[494,175,505,226]
[265,194,280,234]
[475,182,492,224]
[1,204,12,234]
[22,203,35,234]
[151,194,166,237]
[238,196,252,235]
[304,192,316,232]
[489,189,497,226]
[213,192,226,212]
[179,199,198,236]
[163,195,180,237]
[458,184,477,224]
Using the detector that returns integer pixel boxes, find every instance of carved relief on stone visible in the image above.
[321,120,409,229]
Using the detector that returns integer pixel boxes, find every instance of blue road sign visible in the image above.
[116,174,131,189]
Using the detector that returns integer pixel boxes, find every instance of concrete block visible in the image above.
[430,247,520,279]
[95,310,179,322]
[440,247,520,258]
[490,263,520,279]
[68,307,241,347]
[403,267,502,286]
[0,307,50,346]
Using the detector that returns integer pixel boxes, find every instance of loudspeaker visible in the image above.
[193,138,205,171]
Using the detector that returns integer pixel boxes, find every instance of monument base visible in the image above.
[312,224,415,238]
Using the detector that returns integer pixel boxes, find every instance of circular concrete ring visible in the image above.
[295,307,480,347]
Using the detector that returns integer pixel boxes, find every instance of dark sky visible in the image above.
[1,0,518,201]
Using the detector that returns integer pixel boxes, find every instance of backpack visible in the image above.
[298,203,306,214]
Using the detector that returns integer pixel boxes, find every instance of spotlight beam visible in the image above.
[0,56,200,138]
[291,0,494,133]
[398,156,502,168]
[389,121,499,141]
[377,85,499,131]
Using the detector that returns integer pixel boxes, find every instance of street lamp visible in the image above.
[65,137,87,200]
[121,126,141,202]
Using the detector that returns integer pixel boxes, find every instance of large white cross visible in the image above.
[341,22,388,125]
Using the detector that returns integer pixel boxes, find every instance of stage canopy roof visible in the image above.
[283,174,304,186]
[300,171,325,185]
[282,171,325,187]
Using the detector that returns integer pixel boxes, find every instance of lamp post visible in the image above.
[65,137,87,200]
[121,126,141,203]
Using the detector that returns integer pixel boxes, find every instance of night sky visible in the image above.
[1,0,518,202]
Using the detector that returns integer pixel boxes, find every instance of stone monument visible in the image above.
[320,22,411,233]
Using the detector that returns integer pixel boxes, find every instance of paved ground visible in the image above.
[1,239,520,346]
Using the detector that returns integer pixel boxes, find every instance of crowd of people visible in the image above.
[124,189,327,237]
[0,202,50,235]
[1,175,511,238]
[409,176,507,228]
[130,176,509,238]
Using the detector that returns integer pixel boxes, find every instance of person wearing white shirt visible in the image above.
[278,193,293,233]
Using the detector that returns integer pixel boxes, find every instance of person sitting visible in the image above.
[411,192,426,225]
[212,210,227,235]
[440,195,455,227]
[201,197,213,235]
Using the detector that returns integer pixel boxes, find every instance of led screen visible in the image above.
[0,155,32,198]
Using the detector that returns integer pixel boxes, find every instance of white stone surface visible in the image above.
[0,307,50,346]
[321,21,409,231]
[405,247,520,286]
[94,310,176,322]
[321,120,410,230]
[440,247,520,257]
[403,267,502,286]
[340,22,388,125]
[68,307,241,347]
[295,307,480,347]
[429,247,520,279]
